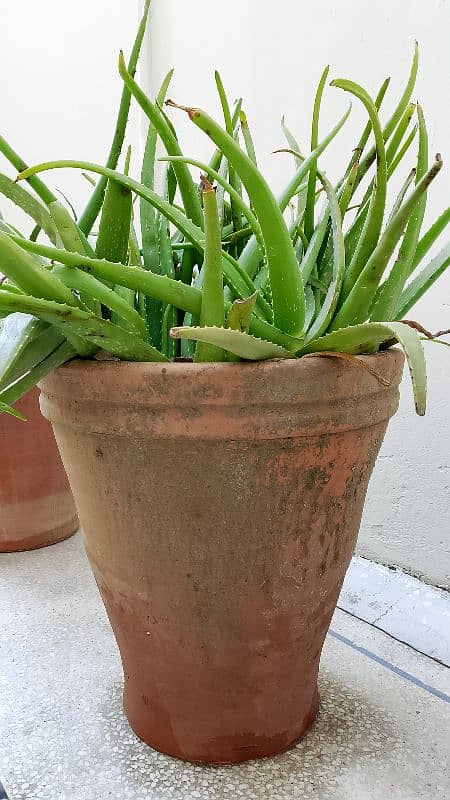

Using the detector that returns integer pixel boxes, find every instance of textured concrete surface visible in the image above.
[1,533,449,800]
[339,556,450,666]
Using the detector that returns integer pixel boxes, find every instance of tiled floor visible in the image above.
[1,533,449,800]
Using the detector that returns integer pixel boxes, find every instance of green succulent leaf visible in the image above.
[195,178,226,362]
[0,400,26,420]
[0,174,58,243]
[332,155,443,330]
[301,320,426,415]
[0,291,167,363]
[396,242,450,318]
[171,326,292,361]
[168,102,305,336]
[226,292,258,332]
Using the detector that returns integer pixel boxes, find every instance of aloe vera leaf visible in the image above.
[356,43,419,181]
[352,101,415,203]
[2,326,65,390]
[140,68,174,270]
[17,158,272,320]
[279,106,352,214]
[96,180,132,265]
[387,168,417,226]
[226,292,258,333]
[0,314,46,387]
[219,252,270,321]
[171,326,292,361]
[305,66,330,241]
[49,200,100,314]
[78,0,151,234]
[18,159,205,247]
[300,201,330,283]
[0,292,168,363]
[344,108,416,273]
[0,400,26,419]
[281,117,304,167]
[195,178,226,362]
[0,340,77,406]
[317,161,360,288]
[0,314,65,390]
[168,103,305,335]
[304,286,315,331]
[148,201,177,350]
[239,110,257,166]
[215,72,244,249]
[0,233,94,357]
[119,53,203,229]
[239,104,351,281]
[331,156,443,330]
[387,124,418,180]
[215,71,233,132]
[0,231,78,306]
[301,320,426,414]
[411,207,450,272]
[332,79,387,279]
[0,135,56,205]
[386,102,416,165]
[10,237,300,351]
[371,106,429,321]
[367,168,417,311]
[160,155,263,249]
[0,174,58,243]
[53,265,146,338]
[0,282,24,295]
[396,242,450,318]
[208,98,242,173]
[161,304,178,358]
[281,117,306,216]
[305,175,345,342]
[344,117,416,260]
[346,77,391,176]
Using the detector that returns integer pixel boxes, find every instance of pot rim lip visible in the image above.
[42,347,403,379]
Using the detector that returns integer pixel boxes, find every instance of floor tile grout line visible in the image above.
[328,628,450,704]
[336,604,448,668]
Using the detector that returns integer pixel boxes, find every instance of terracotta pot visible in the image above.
[0,388,78,552]
[40,351,403,764]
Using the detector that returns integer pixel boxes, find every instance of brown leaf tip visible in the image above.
[199,174,214,193]
[165,99,198,120]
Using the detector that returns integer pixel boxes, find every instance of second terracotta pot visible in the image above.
[0,387,78,552]
[40,351,403,764]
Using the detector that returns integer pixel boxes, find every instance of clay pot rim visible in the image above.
[41,347,402,379]
[39,349,404,439]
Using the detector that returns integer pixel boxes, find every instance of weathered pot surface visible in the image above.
[0,387,78,552]
[40,351,404,764]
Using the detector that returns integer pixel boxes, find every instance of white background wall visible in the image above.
[1,1,449,587]
[0,0,142,232]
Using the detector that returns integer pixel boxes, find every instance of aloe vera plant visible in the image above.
[0,2,448,416]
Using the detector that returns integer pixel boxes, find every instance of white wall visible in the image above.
[1,2,448,587]
[0,0,141,232]
[147,0,450,588]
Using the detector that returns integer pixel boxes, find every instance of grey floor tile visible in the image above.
[1,534,449,800]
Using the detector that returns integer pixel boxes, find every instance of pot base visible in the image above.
[123,686,320,765]
[0,515,78,553]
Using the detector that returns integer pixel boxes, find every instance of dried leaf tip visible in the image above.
[165,99,198,120]
[200,174,214,193]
